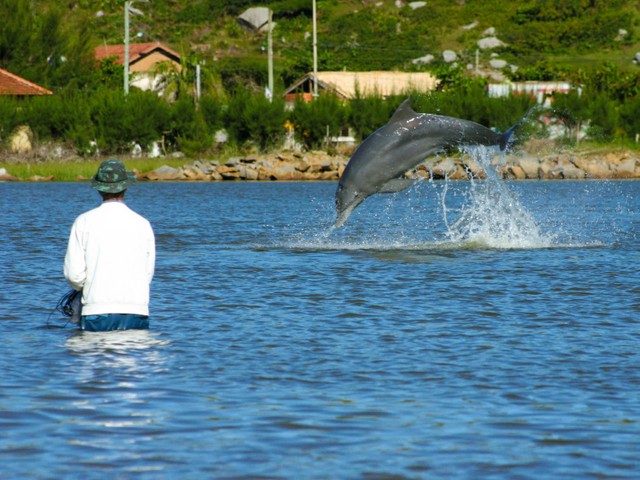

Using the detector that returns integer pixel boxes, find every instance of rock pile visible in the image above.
[2,149,639,183]
[138,150,640,183]
[501,152,640,180]
[139,151,347,182]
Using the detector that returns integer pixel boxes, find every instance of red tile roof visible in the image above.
[94,42,181,65]
[0,68,53,96]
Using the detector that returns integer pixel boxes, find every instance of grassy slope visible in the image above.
[43,0,640,76]
[0,157,191,181]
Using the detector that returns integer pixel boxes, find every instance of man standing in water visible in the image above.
[64,159,155,331]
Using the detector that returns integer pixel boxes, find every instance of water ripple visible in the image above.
[1,180,638,478]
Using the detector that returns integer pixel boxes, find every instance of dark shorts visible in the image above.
[80,314,149,332]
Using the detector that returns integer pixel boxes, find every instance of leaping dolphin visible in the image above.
[335,99,528,227]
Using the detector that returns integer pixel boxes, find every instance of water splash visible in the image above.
[442,146,554,249]
[277,146,558,251]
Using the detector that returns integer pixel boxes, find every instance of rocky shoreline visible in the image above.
[1,147,640,182]
[139,148,640,182]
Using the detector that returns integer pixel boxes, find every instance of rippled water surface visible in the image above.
[1,175,639,479]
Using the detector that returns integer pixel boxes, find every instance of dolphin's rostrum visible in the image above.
[335,99,527,227]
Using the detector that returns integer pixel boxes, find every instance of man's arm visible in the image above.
[146,224,156,284]
[63,220,87,291]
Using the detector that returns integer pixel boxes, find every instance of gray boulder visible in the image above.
[238,7,270,32]
[616,29,628,41]
[477,37,506,50]
[144,165,184,181]
[443,50,457,63]
[412,54,434,65]
[9,125,33,154]
[489,59,507,69]
[0,168,19,182]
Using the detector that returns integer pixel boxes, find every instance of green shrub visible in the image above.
[486,94,538,133]
[128,90,172,147]
[90,90,132,152]
[271,0,312,17]
[216,57,269,92]
[165,96,208,154]
[619,96,640,140]
[225,88,287,151]
[551,90,590,143]
[22,93,91,141]
[0,97,21,143]
[199,95,224,133]
[587,93,621,141]
[289,95,347,149]
[90,89,171,154]
[347,94,394,141]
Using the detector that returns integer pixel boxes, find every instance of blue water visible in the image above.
[1,174,639,479]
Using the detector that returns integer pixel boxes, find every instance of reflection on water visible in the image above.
[55,330,173,475]
[66,329,170,356]
[65,329,170,373]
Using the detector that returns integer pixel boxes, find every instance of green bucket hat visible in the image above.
[91,159,136,193]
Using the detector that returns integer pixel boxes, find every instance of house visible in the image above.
[284,71,440,105]
[0,68,52,97]
[486,81,576,106]
[94,42,181,92]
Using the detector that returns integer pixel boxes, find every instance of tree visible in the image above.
[587,93,621,142]
[289,95,347,150]
[0,0,32,70]
[348,94,393,142]
[551,90,589,144]
[225,88,286,151]
[153,54,223,103]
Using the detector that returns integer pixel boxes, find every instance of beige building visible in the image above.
[94,42,181,92]
[284,71,440,104]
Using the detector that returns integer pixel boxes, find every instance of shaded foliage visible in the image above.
[509,0,633,53]
[166,97,212,155]
[347,94,395,141]
[0,0,33,70]
[2,53,640,156]
[216,57,269,92]
[586,93,621,141]
[550,90,589,143]
[618,95,640,139]
[289,95,347,149]
[225,88,287,151]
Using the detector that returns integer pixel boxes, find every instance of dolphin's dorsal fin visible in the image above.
[388,98,418,124]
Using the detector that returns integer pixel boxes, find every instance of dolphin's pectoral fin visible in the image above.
[378,178,417,193]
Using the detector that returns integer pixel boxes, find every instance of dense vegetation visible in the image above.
[2,0,640,157]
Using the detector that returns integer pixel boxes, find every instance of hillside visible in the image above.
[3,0,640,92]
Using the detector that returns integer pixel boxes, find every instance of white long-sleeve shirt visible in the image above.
[64,201,155,316]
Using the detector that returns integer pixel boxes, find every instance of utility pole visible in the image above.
[196,63,201,108]
[124,0,130,95]
[312,0,318,98]
[267,9,274,102]
[124,0,146,96]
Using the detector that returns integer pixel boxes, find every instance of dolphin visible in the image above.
[335,99,528,227]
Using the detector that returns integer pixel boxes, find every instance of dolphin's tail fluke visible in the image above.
[498,105,541,151]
